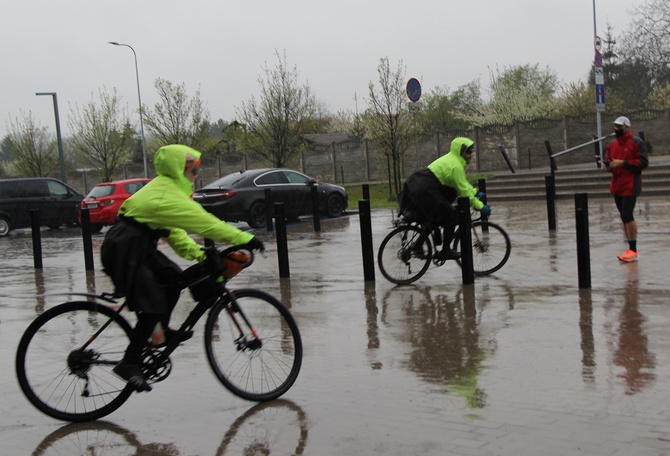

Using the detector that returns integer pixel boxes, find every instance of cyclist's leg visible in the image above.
[114,310,161,392]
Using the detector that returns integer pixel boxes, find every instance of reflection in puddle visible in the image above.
[31,400,309,456]
[384,284,494,409]
[613,275,656,394]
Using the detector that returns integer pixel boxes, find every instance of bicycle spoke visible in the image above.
[378,225,431,284]
[205,290,302,401]
[16,302,134,421]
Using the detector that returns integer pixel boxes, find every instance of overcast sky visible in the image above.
[1,0,646,141]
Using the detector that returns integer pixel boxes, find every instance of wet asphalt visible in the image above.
[1,195,670,456]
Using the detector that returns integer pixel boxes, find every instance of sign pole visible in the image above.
[406,78,422,171]
[593,2,605,165]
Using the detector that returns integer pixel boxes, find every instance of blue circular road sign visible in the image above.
[406,78,421,102]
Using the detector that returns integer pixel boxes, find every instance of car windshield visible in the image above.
[204,172,248,189]
[87,185,115,198]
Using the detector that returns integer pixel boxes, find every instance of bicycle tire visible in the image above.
[204,289,302,402]
[378,225,432,285]
[32,420,142,455]
[16,301,134,422]
[453,220,511,276]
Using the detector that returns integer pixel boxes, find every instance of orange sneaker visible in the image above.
[617,249,639,263]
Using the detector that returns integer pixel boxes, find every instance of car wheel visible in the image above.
[89,224,103,234]
[0,216,11,237]
[325,194,345,218]
[247,202,267,228]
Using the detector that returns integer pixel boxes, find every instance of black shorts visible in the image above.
[613,194,637,224]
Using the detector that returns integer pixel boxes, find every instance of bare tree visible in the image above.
[364,57,411,196]
[68,88,135,182]
[236,49,318,168]
[620,0,670,84]
[5,111,58,177]
[143,78,211,151]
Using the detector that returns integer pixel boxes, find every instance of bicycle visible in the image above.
[378,208,511,285]
[15,245,303,422]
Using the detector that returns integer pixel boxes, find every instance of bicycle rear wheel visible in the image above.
[453,220,511,276]
[205,289,302,402]
[15,301,134,422]
[378,225,432,285]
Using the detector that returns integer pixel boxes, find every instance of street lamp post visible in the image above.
[593,0,604,163]
[108,41,149,178]
[35,92,66,183]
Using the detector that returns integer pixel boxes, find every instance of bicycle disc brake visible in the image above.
[235,334,263,351]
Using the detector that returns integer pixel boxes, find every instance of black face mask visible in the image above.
[614,128,625,138]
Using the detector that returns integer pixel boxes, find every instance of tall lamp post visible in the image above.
[35,92,66,183]
[593,0,604,163]
[108,41,149,178]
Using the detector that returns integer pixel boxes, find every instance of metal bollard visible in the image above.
[310,185,321,232]
[457,197,474,285]
[274,202,290,278]
[358,199,375,282]
[264,189,274,232]
[80,208,94,271]
[30,209,43,269]
[477,178,489,231]
[362,184,370,201]
[545,175,557,231]
[575,193,591,289]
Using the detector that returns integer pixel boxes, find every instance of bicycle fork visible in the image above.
[225,290,262,351]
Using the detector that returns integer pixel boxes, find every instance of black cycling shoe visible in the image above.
[155,328,193,348]
[436,249,461,261]
[112,361,152,392]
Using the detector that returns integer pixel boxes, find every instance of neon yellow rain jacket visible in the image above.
[427,137,484,211]
[118,144,253,262]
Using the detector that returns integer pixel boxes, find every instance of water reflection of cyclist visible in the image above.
[400,137,491,261]
[101,144,265,392]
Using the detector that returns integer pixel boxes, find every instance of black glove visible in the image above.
[203,245,225,276]
[244,237,265,252]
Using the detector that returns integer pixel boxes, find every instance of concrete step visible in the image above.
[483,161,670,202]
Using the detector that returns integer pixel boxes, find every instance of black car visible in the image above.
[193,168,348,228]
[0,178,84,236]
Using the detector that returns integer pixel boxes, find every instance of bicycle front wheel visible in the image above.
[453,220,511,276]
[15,301,134,422]
[378,225,432,285]
[205,289,302,402]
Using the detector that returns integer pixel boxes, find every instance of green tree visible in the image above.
[646,83,670,109]
[466,64,561,125]
[557,81,596,116]
[5,111,58,177]
[68,88,135,182]
[364,56,411,196]
[420,81,482,134]
[143,78,211,152]
[236,49,318,168]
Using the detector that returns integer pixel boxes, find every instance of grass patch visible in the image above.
[344,174,493,209]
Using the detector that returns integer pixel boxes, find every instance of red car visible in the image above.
[80,178,151,233]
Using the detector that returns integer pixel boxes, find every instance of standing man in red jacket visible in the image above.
[604,116,649,263]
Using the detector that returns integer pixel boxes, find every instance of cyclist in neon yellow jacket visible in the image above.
[401,137,491,261]
[101,144,264,392]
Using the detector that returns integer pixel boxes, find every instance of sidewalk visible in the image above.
[2,197,670,455]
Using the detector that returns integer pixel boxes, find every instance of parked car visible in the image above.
[0,178,84,237]
[80,178,152,233]
[192,168,348,228]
